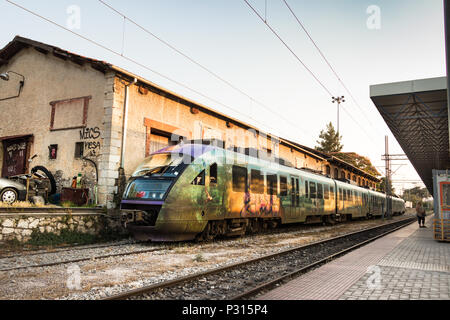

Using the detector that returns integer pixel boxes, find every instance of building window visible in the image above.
[334,168,339,179]
[75,142,84,159]
[49,145,58,160]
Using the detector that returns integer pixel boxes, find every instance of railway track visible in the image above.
[102,217,415,300]
[0,242,171,272]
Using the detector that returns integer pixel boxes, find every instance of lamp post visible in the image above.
[332,96,345,135]
[0,71,26,101]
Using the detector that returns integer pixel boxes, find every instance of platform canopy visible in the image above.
[370,77,450,193]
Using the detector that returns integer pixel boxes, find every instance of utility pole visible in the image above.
[332,96,345,135]
[384,136,392,219]
[381,136,409,219]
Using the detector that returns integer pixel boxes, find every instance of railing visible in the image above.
[433,219,450,242]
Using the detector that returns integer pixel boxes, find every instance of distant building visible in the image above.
[0,36,380,209]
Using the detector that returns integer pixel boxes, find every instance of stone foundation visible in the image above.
[0,209,115,243]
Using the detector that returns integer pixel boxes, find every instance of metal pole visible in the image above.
[445,0,450,146]
[337,101,340,135]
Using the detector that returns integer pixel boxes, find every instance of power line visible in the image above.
[4,0,271,133]
[97,0,315,141]
[5,0,312,147]
[243,0,382,147]
[242,0,334,97]
[281,0,379,133]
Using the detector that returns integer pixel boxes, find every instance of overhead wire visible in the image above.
[243,0,383,147]
[5,0,305,143]
[281,0,380,134]
[96,0,317,141]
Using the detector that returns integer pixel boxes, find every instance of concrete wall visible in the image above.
[0,48,106,195]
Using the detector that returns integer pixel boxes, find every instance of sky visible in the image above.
[0,0,446,194]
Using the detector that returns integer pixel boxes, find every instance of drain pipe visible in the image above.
[120,78,137,169]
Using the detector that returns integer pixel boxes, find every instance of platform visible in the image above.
[258,216,450,300]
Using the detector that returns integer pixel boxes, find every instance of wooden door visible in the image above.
[2,138,28,177]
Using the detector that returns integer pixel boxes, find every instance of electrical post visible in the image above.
[382,136,408,220]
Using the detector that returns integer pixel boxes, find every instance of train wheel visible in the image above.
[195,222,215,242]
[247,219,261,234]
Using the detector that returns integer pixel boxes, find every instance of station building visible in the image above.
[0,36,380,209]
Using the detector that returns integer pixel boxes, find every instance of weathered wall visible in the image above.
[0,48,106,195]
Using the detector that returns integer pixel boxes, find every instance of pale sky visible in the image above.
[0,0,446,194]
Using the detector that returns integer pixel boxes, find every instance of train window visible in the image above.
[317,184,323,199]
[330,186,334,200]
[324,185,330,200]
[343,189,347,201]
[280,176,288,196]
[309,182,317,199]
[232,166,247,192]
[267,174,277,195]
[192,170,206,186]
[305,181,309,198]
[296,179,300,206]
[339,188,343,201]
[210,163,218,185]
[349,190,353,201]
[250,169,264,194]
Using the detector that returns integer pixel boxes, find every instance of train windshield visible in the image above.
[131,153,185,178]
[124,179,172,200]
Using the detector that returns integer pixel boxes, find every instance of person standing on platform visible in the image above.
[416,201,426,228]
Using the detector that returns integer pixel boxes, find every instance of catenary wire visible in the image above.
[243,0,382,147]
[96,0,317,140]
[4,0,308,142]
[281,0,380,134]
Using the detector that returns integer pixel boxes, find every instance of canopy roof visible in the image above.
[370,77,449,193]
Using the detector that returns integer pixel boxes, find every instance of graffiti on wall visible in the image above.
[78,127,101,157]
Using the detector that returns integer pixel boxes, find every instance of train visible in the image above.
[120,142,405,241]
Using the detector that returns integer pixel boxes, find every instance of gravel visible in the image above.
[0,213,416,300]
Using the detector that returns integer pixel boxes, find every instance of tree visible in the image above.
[315,122,343,153]
[331,152,381,177]
[378,177,395,194]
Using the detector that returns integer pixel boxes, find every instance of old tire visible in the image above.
[31,166,57,195]
[0,188,18,204]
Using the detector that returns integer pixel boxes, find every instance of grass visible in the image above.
[0,201,56,208]
[60,201,99,208]
[192,253,207,263]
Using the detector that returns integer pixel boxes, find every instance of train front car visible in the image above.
[121,144,217,241]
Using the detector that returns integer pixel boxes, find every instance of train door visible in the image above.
[266,173,279,217]
[290,176,300,221]
[206,162,223,219]
[249,167,265,216]
[279,175,289,221]
[309,181,318,214]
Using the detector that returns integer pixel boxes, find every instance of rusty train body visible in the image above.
[120,143,405,241]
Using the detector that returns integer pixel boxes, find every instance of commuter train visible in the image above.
[121,143,405,241]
